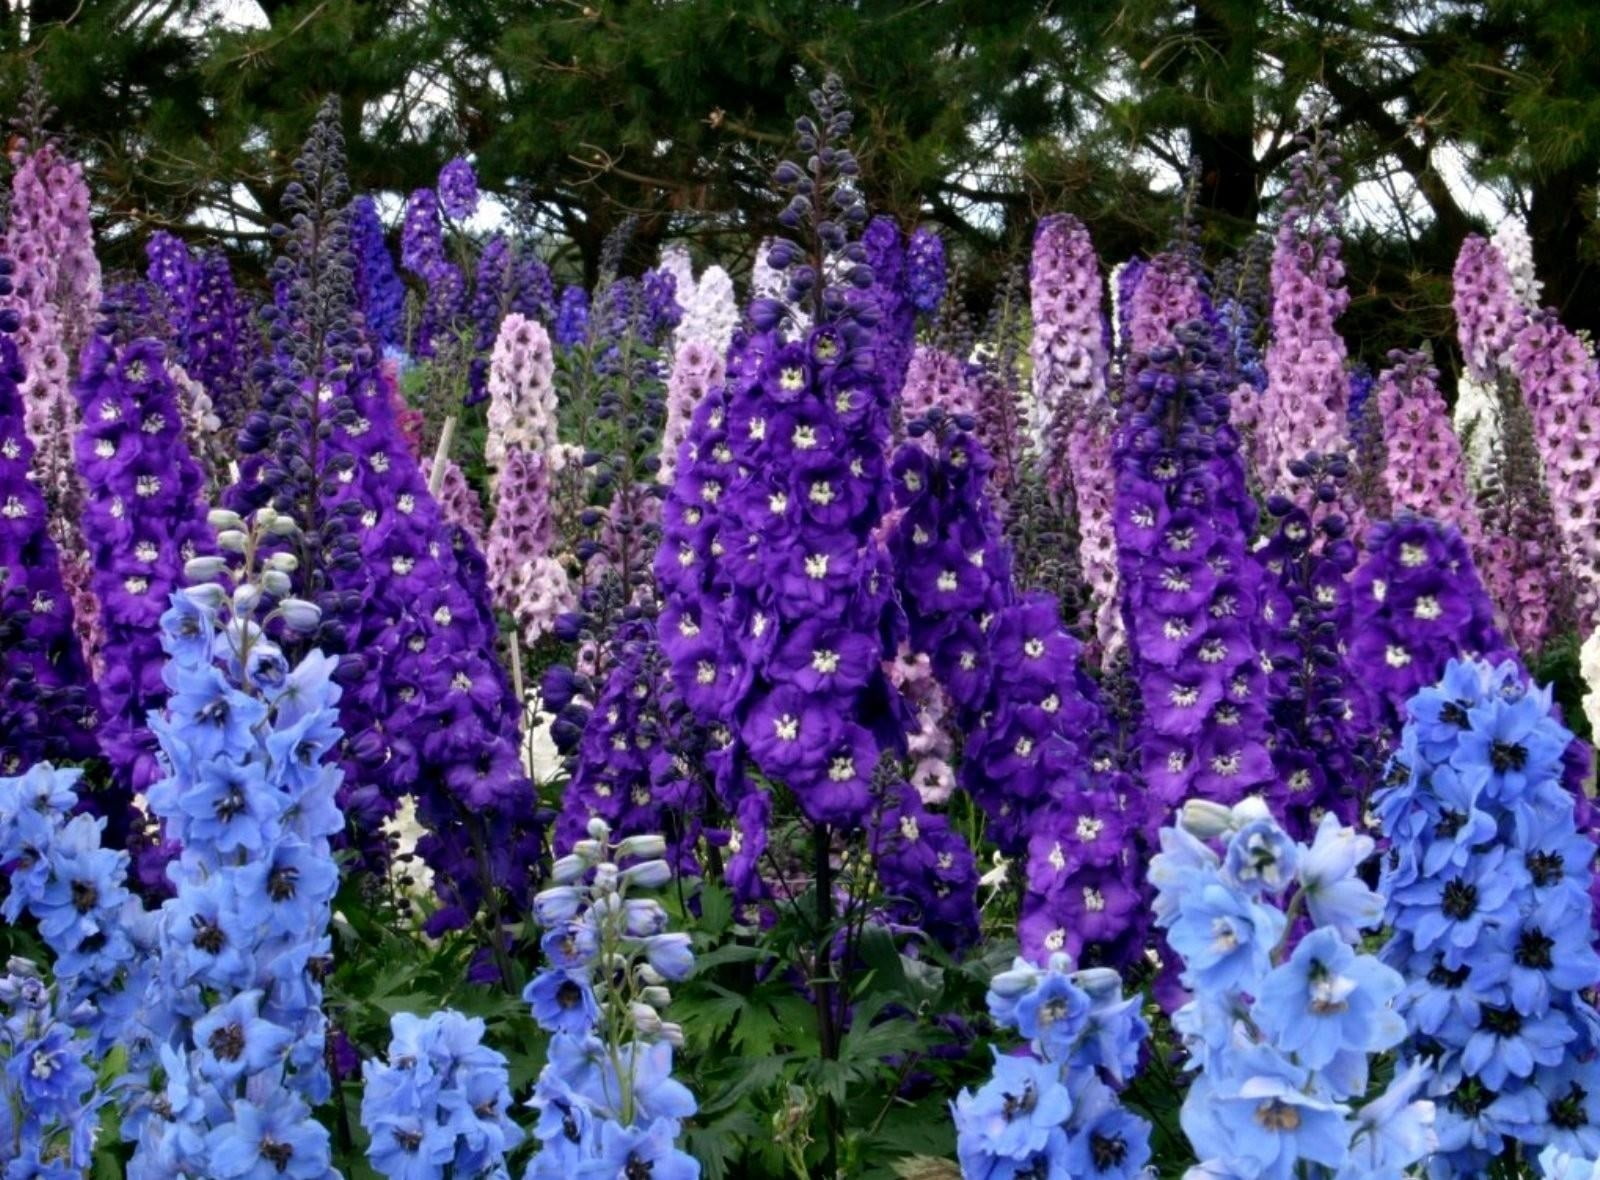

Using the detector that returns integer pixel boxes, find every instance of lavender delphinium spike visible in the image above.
[6,136,105,669]
[1258,135,1354,507]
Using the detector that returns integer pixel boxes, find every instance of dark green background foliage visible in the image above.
[3,0,1599,376]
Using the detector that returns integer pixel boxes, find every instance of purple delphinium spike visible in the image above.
[438,156,479,221]
[905,225,946,315]
[1348,514,1514,737]
[466,233,514,403]
[511,249,555,324]
[553,284,590,349]
[0,315,99,774]
[1255,454,1372,837]
[862,215,915,402]
[352,195,407,355]
[72,333,214,808]
[1115,316,1273,813]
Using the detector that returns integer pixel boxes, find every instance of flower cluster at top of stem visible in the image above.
[124,507,342,1179]
[360,1009,524,1180]
[1152,797,1434,1180]
[1376,656,1600,1175]
[952,953,1152,1180]
[522,817,700,1179]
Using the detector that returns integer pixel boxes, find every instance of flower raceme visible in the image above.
[1150,797,1434,1180]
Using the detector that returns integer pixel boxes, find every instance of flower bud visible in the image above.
[639,985,671,1008]
[232,584,262,615]
[266,513,299,536]
[623,899,668,937]
[278,598,322,632]
[261,569,292,597]
[643,932,693,981]
[207,509,244,530]
[630,1002,663,1037]
[987,959,1041,999]
[586,816,612,842]
[550,855,588,885]
[616,833,667,860]
[266,552,299,573]
[634,963,665,987]
[184,556,228,582]
[573,839,606,863]
[533,886,582,924]
[660,1021,685,1048]
[217,529,249,553]
[622,860,672,890]
[1180,799,1237,838]
[182,583,226,609]
[1069,967,1124,1001]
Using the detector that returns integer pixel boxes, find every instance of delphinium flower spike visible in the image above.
[1114,318,1274,813]
[4,134,105,666]
[1258,133,1354,504]
[351,194,407,355]
[1254,453,1371,837]
[952,954,1152,1179]
[125,509,342,1178]
[1376,657,1600,1174]
[0,282,99,774]
[1151,797,1433,1179]
[522,818,700,1177]
[1509,307,1600,628]
[72,333,215,801]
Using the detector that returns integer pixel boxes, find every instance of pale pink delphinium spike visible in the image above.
[484,312,560,481]
[900,345,980,441]
[1374,349,1503,607]
[1509,310,1600,628]
[483,312,573,643]
[1028,213,1108,459]
[1259,142,1353,501]
[658,338,726,488]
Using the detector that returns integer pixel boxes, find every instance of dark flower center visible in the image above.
[1515,928,1555,970]
[1441,879,1478,920]
[1254,1098,1301,1131]
[1481,1005,1522,1037]
[1435,810,1466,839]
[1440,702,1471,728]
[1426,958,1471,989]
[208,1022,246,1062]
[1552,1084,1590,1130]
[1490,741,1528,773]
[394,1128,422,1153]
[1091,1131,1129,1168]
[1528,850,1565,887]
[268,866,299,902]
[260,1137,294,1172]
[556,980,584,1010]
[71,878,98,914]
[562,1112,581,1143]
[1452,1077,1494,1117]
[215,786,247,821]
[1001,1081,1038,1120]
[625,1157,654,1180]
[192,916,225,954]
[198,699,230,728]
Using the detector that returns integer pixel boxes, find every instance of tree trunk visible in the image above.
[1529,163,1600,339]
[1189,0,1261,232]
